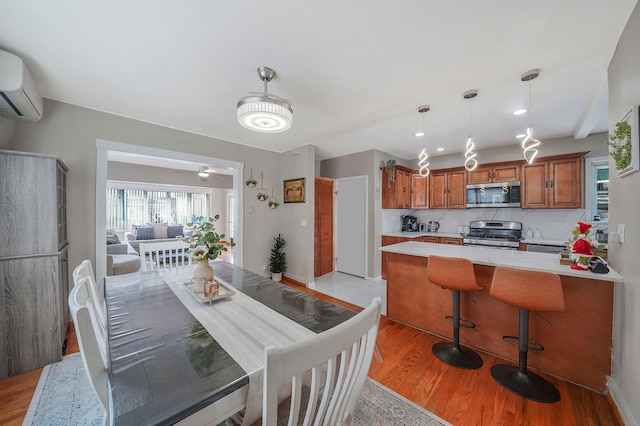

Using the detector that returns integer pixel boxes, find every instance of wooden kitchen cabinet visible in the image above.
[467,161,521,184]
[522,152,585,209]
[429,167,466,209]
[411,172,429,209]
[382,165,412,209]
[381,236,412,279]
[419,236,462,245]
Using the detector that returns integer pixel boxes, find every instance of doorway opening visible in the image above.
[95,139,244,281]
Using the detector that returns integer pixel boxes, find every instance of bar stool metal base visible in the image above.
[491,364,560,403]
[432,342,483,370]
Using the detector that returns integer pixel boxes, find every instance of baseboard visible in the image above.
[607,377,638,426]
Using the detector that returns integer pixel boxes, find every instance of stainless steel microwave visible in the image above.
[466,181,521,208]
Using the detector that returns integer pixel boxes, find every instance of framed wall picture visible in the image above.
[283,178,305,203]
[612,105,640,178]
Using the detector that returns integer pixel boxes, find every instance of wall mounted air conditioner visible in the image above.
[0,49,43,121]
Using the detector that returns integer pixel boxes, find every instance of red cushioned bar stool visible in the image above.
[427,255,484,369]
[489,266,565,403]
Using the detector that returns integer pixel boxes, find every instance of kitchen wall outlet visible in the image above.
[617,223,625,243]
[263,264,268,271]
[609,232,621,244]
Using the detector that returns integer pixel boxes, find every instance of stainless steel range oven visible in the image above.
[462,220,522,250]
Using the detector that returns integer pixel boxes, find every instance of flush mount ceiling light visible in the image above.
[237,66,293,133]
[520,68,541,164]
[463,89,478,172]
[416,106,430,177]
[198,166,209,178]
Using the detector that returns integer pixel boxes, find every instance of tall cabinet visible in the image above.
[0,150,69,379]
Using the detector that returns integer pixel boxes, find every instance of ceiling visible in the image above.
[1,1,637,163]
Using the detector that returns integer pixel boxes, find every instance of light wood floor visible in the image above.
[0,274,622,426]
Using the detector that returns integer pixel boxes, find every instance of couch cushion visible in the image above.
[167,225,184,238]
[133,225,154,240]
[153,223,168,239]
[106,228,121,245]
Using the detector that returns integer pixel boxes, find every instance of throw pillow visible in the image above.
[153,224,168,239]
[106,228,121,245]
[133,225,154,240]
[167,225,184,238]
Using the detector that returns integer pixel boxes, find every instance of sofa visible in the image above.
[124,223,192,254]
[106,228,141,275]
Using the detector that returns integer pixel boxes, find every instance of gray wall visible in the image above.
[606,2,640,424]
[11,99,282,277]
[279,145,315,284]
[0,116,14,149]
[107,161,233,189]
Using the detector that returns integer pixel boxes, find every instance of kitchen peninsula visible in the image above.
[380,242,622,391]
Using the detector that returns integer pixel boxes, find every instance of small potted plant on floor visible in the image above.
[269,233,287,282]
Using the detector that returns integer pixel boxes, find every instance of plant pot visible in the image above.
[192,261,214,293]
[271,272,282,282]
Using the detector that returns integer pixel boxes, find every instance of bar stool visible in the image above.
[489,266,564,403]
[427,255,484,369]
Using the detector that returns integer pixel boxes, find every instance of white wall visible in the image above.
[606,3,640,424]
[11,99,281,277]
[416,132,608,170]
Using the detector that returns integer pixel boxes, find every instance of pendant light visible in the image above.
[237,67,293,133]
[520,69,541,164]
[463,90,478,171]
[416,106,430,177]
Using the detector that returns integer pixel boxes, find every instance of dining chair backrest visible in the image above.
[139,240,191,271]
[262,297,382,426]
[72,260,107,331]
[68,277,110,425]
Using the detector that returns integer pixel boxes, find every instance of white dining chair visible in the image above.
[69,276,110,425]
[139,240,191,271]
[72,260,107,332]
[262,297,382,426]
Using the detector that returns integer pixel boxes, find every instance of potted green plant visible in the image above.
[183,215,235,292]
[269,233,287,281]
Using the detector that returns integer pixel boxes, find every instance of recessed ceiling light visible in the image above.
[436,147,444,152]
[513,109,527,116]
[415,131,425,137]
[516,133,526,139]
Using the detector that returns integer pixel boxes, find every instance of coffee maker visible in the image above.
[402,215,418,232]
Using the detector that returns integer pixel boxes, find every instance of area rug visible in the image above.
[23,353,104,426]
[24,354,450,426]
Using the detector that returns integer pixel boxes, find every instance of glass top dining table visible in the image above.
[105,261,356,425]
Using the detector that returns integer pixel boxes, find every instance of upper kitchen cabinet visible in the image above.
[382,165,412,209]
[411,172,429,209]
[467,161,521,184]
[522,152,587,209]
[429,167,466,209]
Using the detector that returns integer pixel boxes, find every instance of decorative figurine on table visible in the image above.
[565,221,604,270]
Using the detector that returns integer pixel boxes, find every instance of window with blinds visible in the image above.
[106,187,209,229]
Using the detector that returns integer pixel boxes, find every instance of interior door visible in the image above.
[314,178,334,277]
[336,176,367,278]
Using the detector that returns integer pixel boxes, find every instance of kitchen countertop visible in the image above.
[380,241,623,282]
[382,231,463,239]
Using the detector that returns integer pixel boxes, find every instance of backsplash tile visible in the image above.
[382,208,608,242]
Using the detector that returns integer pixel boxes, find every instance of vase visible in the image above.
[192,261,214,293]
[271,272,282,282]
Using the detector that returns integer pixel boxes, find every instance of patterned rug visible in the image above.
[24,353,450,426]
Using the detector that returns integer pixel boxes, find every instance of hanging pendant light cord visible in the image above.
[464,96,478,171]
[418,110,430,177]
[522,78,541,164]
